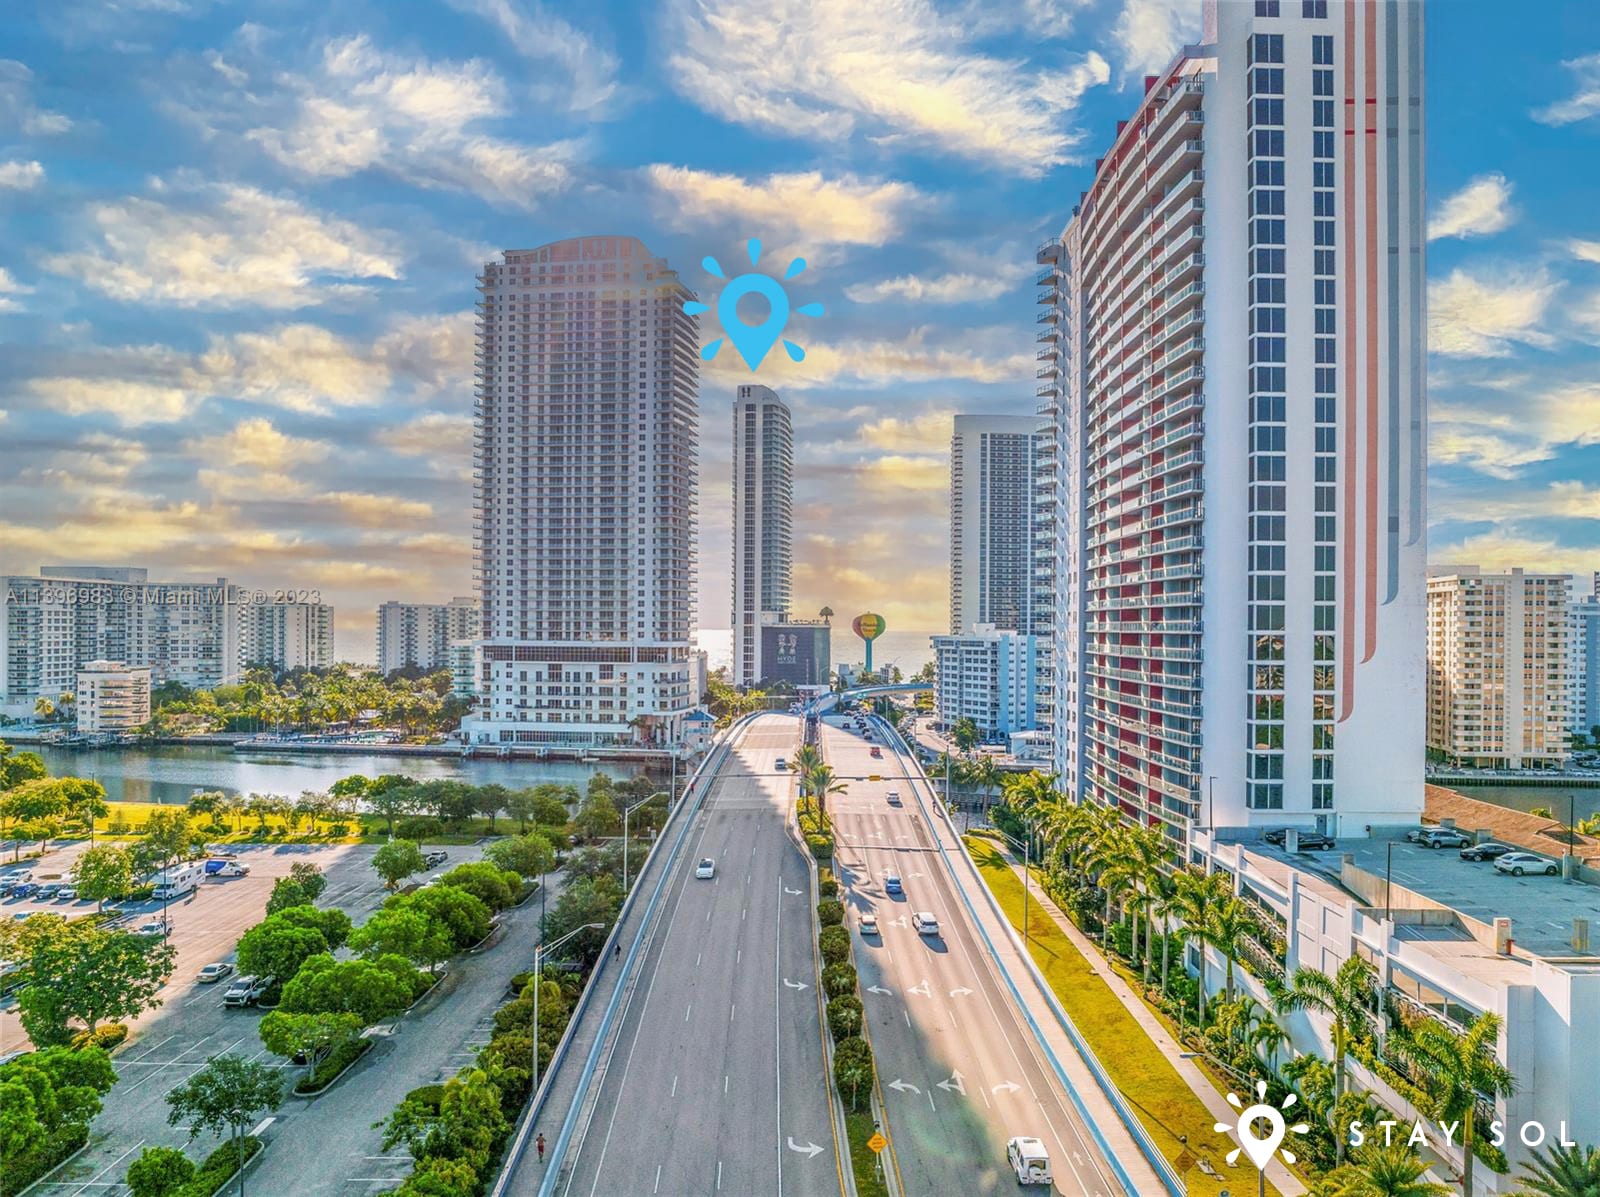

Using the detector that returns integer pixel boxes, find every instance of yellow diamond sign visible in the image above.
[866,1132,887,1154]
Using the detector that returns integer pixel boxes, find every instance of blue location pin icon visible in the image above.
[717,272,791,371]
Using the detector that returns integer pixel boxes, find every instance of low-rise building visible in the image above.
[75,659,151,734]
[931,624,1037,741]
[448,639,479,703]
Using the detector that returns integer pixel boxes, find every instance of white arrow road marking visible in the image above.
[888,1078,921,1095]
[991,1080,1022,1096]
[783,978,809,991]
[784,886,802,895]
[1072,1152,1086,1168]
[948,986,974,998]
[890,915,909,928]
[787,1138,824,1159]
[908,978,932,998]
[867,984,894,995]
[936,1071,967,1096]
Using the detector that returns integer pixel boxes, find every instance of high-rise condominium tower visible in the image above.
[376,597,477,674]
[1039,0,1426,838]
[731,384,793,687]
[950,415,1041,636]
[464,236,699,750]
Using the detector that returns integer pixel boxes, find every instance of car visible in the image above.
[9,884,38,899]
[695,858,716,880]
[203,860,251,877]
[197,962,234,984]
[1459,841,1514,862]
[912,911,940,936]
[422,873,446,888]
[884,874,903,896]
[870,746,882,758]
[775,758,788,771]
[1293,831,1336,851]
[54,886,76,901]
[1418,828,1472,849]
[424,850,448,867]
[1404,827,1432,843]
[223,974,275,1007]
[1007,1137,1053,1186]
[137,919,171,937]
[35,883,62,900]
[858,912,880,936]
[1494,852,1559,877]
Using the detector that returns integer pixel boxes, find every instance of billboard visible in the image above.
[760,623,831,686]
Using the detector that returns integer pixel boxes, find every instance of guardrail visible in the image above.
[872,715,1186,1197]
[489,716,756,1197]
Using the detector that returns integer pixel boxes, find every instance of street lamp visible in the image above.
[992,827,1033,946]
[531,922,607,1096]
[620,792,668,893]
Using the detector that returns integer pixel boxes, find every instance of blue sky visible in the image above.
[1,0,1598,662]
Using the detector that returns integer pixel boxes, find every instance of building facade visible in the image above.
[377,597,478,674]
[1040,0,1427,838]
[759,616,830,687]
[75,659,152,734]
[950,415,1041,636]
[1570,574,1600,740]
[239,599,334,672]
[463,236,699,749]
[932,624,1037,741]
[1427,567,1571,769]
[731,384,794,687]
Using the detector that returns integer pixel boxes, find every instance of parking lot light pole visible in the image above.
[621,792,668,894]
[994,828,1032,945]
[531,922,606,1096]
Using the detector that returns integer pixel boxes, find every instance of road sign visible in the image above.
[868,774,882,781]
[867,1132,887,1154]
[1175,1149,1196,1173]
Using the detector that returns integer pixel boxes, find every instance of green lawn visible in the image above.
[965,837,1279,1197]
[843,1111,890,1197]
[91,800,509,845]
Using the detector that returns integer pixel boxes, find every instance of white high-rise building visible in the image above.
[75,660,152,734]
[932,625,1037,741]
[464,236,699,750]
[376,597,478,674]
[950,415,1041,636]
[1570,574,1600,740]
[239,599,334,672]
[1040,0,1426,838]
[1427,567,1571,769]
[731,384,793,687]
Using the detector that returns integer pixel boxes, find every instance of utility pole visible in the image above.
[531,922,606,1096]
[621,791,668,893]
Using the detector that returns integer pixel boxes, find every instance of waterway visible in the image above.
[1442,781,1600,824]
[33,744,623,806]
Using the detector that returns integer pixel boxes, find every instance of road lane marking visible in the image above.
[685,1003,692,1022]
[717,1160,723,1191]
[67,1138,146,1196]
[671,1075,678,1097]
[654,1165,662,1193]
[725,1074,729,1094]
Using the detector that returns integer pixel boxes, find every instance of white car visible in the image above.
[1007,1137,1052,1186]
[885,790,902,806]
[197,962,234,984]
[695,858,716,880]
[858,912,880,936]
[912,911,940,936]
[54,886,76,901]
[1494,852,1559,877]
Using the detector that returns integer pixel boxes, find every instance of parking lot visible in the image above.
[3,839,497,1195]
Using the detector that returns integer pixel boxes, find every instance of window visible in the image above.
[1256,0,1280,14]
[1313,68,1335,96]
[1304,1,1329,19]
[1253,129,1286,157]
[1249,33,1285,64]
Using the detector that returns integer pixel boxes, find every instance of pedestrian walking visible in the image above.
[536,1133,546,1163]
[614,941,621,960]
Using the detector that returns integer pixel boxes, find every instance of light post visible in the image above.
[1384,840,1394,922]
[993,827,1032,946]
[621,791,668,894]
[531,922,606,1096]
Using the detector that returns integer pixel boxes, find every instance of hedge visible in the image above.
[0,1122,89,1197]
[818,924,850,965]
[816,899,844,927]
[294,1037,372,1095]
[823,962,858,999]
[181,1136,262,1197]
[826,994,863,1041]
[832,1036,875,1112]
[804,833,834,861]
[817,869,838,899]
[70,1023,128,1051]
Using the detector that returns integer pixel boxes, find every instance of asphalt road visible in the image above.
[820,715,1127,1197]
[543,713,844,1197]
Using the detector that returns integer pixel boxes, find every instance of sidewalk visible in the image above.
[1002,859,1306,1197]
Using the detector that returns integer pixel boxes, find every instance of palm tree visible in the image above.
[1003,771,1060,819]
[1384,1012,1515,1197]
[792,744,822,790]
[34,696,55,722]
[1123,824,1169,980]
[1170,868,1228,1025]
[1205,897,1255,1004]
[806,764,847,820]
[1516,1142,1600,1197]
[968,755,1004,815]
[1318,1142,1451,1197]
[1276,956,1378,1162]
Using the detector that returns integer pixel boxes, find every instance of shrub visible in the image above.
[181,1136,262,1197]
[816,899,844,927]
[293,1037,371,1095]
[818,924,850,965]
[106,817,130,836]
[804,833,834,861]
[70,1023,128,1052]
[817,869,838,899]
[1,1123,90,1197]
[832,1036,874,1111]
[823,962,858,999]
[394,816,440,841]
[404,1083,446,1112]
[826,995,863,1041]
[126,1145,196,1197]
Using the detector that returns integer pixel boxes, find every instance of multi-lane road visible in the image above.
[543,713,845,1197]
[820,714,1128,1197]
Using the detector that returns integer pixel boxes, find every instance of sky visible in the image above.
[1,0,1598,664]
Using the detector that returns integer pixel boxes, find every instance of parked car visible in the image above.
[1419,828,1472,849]
[137,918,171,937]
[1404,827,1431,843]
[884,874,903,896]
[1459,841,1514,862]
[858,912,879,936]
[424,850,448,868]
[223,974,275,1007]
[54,886,76,902]
[35,883,62,900]
[695,858,716,880]
[197,962,234,984]
[1007,1137,1053,1186]
[1494,852,1559,877]
[912,911,940,936]
[870,746,882,758]
[1263,828,1334,850]
[203,860,251,877]
[8,883,38,899]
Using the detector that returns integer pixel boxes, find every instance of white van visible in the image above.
[1006,1137,1052,1186]
[152,861,205,900]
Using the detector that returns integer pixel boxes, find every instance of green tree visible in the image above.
[394,1158,479,1197]
[132,808,200,881]
[379,1068,506,1176]
[1204,897,1254,1004]
[348,907,453,973]
[269,903,351,950]
[2,777,66,860]
[362,778,417,837]
[257,1010,363,1078]
[1277,956,1377,1162]
[391,885,491,950]
[483,831,555,880]
[542,876,621,965]
[474,784,509,833]
[71,844,135,909]
[1516,1142,1600,1197]
[0,740,47,791]
[235,918,330,984]
[125,1145,197,1197]
[1315,1142,1450,1197]
[58,777,108,837]
[573,790,620,841]
[278,954,414,1023]
[17,922,175,1044]
[373,839,427,890]
[165,1055,284,1197]
[950,716,980,753]
[436,862,518,911]
[265,862,326,915]
[832,1036,874,1111]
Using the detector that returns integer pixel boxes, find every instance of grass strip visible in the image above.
[844,1111,891,1197]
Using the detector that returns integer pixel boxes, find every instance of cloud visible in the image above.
[710,325,1031,391]
[1428,381,1600,478]
[1428,267,1560,357]
[855,408,957,454]
[325,491,435,526]
[184,417,332,471]
[643,166,920,249]
[0,266,33,312]
[0,159,43,189]
[377,412,475,459]
[15,433,148,485]
[1572,240,1600,265]
[0,60,72,135]
[845,271,1014,304]
[1532,52,1600,125]
[858,453,947,494]
[663,0,1109,174]
[1427,528,1597,577]
[44,178,403,309]
[235,35,579,210]
[1108,0,1198,79]
[1427,173,1514,241]
[443,0,620,113]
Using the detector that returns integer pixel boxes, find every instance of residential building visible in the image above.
[75,659,152,734]
[732,384,794,687]
[463,236,699,750]
[239,599,334,672]
[758,614,830,687]
[932,624,1037,741]
[377,597,478,674]
[448,639,479,702]
[1039,0,1427,838]
[1571,574,1600,741]
[950,414,1042,636]
[1427,567,1571,769]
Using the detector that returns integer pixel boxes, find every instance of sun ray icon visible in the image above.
[686,238,824,371]
[1216,1081,1310,1171]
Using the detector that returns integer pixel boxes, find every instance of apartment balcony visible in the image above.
[1037,239,1065,264]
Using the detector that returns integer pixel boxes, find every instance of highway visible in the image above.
[820,714,1129,1197]
[541,712,844,1197]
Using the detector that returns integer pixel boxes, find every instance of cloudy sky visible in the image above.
[2,0,1598,662]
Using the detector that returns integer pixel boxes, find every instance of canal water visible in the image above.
[1443,782,1600,824]
[32,744,622,806]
